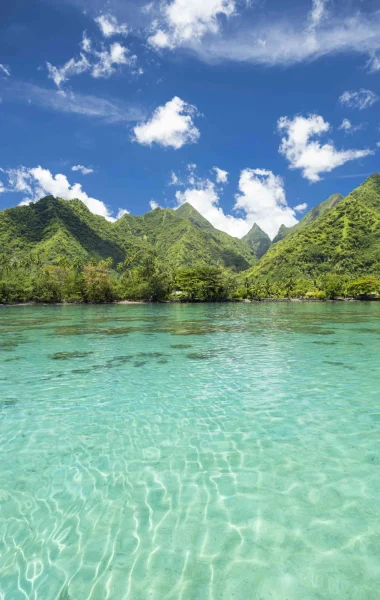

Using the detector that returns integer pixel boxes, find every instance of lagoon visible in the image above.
[1,303,380,599]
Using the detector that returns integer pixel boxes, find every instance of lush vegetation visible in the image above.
[248,175,380,282]
[0,196,256,273]
[1,175,380,303]
[242,223,271,259]
[1,251,379,304]
[271,193,344,243]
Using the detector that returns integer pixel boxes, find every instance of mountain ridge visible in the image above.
[0,196,257,271]
[247,175,380,281]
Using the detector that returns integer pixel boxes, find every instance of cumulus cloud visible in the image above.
[234,169,298,238]
[3,166,115,220]
[278,114,373,182]
[0,64,11,77]
[116,208,130,219]
[294,202,307,212]
[213,166,228,184]
[339,89,378,110]
[149,200,161,210]
[148,0,236,49]
[72,165,94,175]
[95,14,128,38]
[173,166,298,239]
[92,42,137,78]
[133,96,200,149]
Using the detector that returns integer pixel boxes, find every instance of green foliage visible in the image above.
[0,197,256,273]
[82,262,114,303]
[248,176,380,281]
[272,193,344,244]
[174,266,238,301]
[1,176,380,303]
[346,276,380,299]
[242,223,272,259]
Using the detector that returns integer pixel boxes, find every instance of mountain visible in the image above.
[176,202,214,230]
[272,193,344,244]
[242,224,272,259]
[0,197,256,271]
[247,175,380,280]
[116,204,256,270]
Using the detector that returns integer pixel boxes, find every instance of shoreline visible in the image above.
[1,298,379,307]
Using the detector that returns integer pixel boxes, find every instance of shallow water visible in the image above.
[1,303,380,599]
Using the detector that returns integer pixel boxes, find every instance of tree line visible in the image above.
[0,251,379,303]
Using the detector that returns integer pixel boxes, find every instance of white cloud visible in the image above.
[366,54,380,73]
[307,0,328,32]
[339,89,378,110]
[0,181,5,193]
[170,171,180,185]
[148,30,173,50]
[339,118,352,131]
[95,14,128,38]
[116,208,130,219]
[173,166,297,239]
[234,169,297,238]
[294,202,307,212]
[0,64,11,77]
[81,32,92,53]
[213,166,228,184]
[92,42,137,78]
[148,0,236,49]
[175,179,247,237]
[142,3,154,15]
[133,96,200,149]
[4,166,115,220]
[184,8,380,69]
[338,118,364,134]
[7,82,144,123]
[72,165,94,175]
[278,114,373,182]
[47,54,90,88]
[46,30,138,88]
[377,142,380,148]
[149,200,161,210]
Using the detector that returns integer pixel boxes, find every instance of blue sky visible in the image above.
[0,0,379,238]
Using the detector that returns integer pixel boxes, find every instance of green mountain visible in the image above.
[272,193,344,244]
[248,175,380,280]
[242,223,272,259]
[176,202,214,230]
[0,197,256,271]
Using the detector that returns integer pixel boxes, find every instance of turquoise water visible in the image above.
[1,303,380,600]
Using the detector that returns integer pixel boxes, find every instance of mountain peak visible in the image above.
[176,203,213,230]
[242,223,271,259]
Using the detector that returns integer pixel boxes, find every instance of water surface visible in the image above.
[1,303,380,599]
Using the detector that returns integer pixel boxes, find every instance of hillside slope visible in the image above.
[242,224,272,259]
[272,193,344,243]
[248,175,380,280]
[116,204,256,270]
[0,197,256,271]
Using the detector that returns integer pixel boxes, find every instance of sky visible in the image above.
[0,0,379,239]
